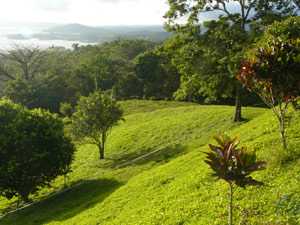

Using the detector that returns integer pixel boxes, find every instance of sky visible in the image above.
[0,0,172,26]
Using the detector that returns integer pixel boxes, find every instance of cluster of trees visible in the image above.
[163,0,300,121]
[0,39,181,114]
[0,90,123,203]
[2,3,299,122]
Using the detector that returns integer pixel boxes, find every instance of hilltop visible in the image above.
[43,23,108,34]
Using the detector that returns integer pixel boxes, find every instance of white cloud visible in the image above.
[94,0,121,3]
[0,0,169,26]
[32,0,71,12]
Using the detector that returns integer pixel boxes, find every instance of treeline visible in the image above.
[0,36,260,116]
[0,39,182,114]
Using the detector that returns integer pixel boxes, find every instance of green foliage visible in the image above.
[260,15,300,41]
[171,18,247,104]
[134,49,180,99]
[203,133,266,188]
[164,1,300,121]
[0,99,75,202]
[238,17,300,148]
[164,0,299,30]
[59,102,73,118]
[115,73,143,99]
[0,45,48,82]
[238,39,300,109]
[1,40,160,113]
[4,74,71,113]
[70,91,123,159]
[3,79,33,107]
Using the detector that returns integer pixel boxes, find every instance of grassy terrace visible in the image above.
[0,100,299,224]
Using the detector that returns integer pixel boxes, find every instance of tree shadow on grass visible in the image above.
[1,178,121,225]
[132,144,187,166]
[99,143,187,170]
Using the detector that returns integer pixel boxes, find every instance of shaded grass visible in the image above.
[1,178,121,225]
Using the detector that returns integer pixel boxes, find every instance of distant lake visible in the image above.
[0,36,97,50]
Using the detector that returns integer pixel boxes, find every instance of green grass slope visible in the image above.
[1,100,299,225]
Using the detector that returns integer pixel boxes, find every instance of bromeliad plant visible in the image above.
[203,133,266,225]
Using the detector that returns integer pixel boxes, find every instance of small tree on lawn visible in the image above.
[238,38,300,149]
[202,133,266,225]
[71,90,123,159]
[0,99,75,202]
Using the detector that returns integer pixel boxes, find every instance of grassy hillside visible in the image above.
[1,100,299,224]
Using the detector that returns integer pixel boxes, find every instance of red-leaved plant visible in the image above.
[203,133,266,225]
[237,38,300,149]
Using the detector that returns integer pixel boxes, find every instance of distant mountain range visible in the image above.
[7,23,172,43]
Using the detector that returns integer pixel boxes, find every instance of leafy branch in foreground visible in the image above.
[202,133,266,225]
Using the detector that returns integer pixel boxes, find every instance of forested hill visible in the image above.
[43,23,108,34]
[44,24,167,34]
[7,24,172,43]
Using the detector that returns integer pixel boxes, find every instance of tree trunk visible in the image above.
[100,148,104,159]
[99,132,107,159]
[98,145,104,159]
[233,83,242,122]
[20,192,30,203]
[280,117,287,149]
[24,68,29,81]
[228,182,233,225]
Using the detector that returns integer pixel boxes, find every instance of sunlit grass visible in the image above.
[1,100,299,224]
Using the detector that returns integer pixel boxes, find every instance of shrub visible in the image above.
[0,99,75,202]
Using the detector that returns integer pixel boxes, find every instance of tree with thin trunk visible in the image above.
[203,133,266,224]
[0,44,48,83]
[238,41,300,149]
[70,90,123,159]
[238,16,300,149]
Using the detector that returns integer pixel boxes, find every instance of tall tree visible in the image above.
[0,44,48,83]
[134,48,181,99]
[164,0,299,121]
